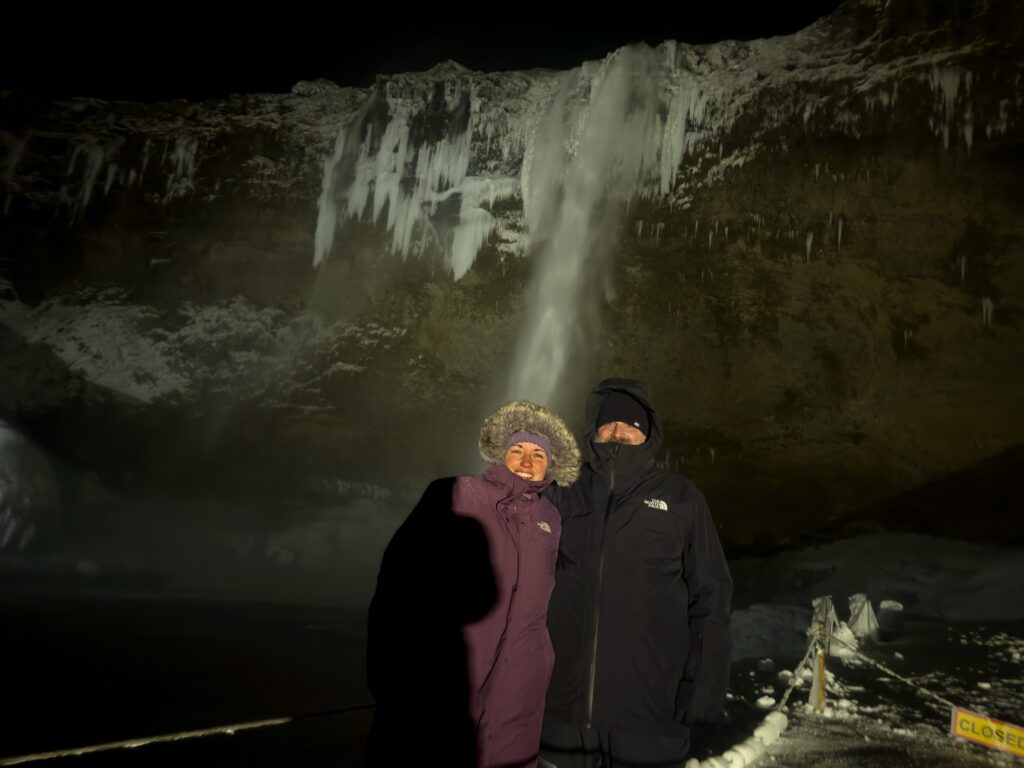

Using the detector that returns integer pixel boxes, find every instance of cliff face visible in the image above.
[2,0,1022,549]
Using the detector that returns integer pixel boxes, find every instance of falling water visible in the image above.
[313,43,702,412]
[506,46,687,410]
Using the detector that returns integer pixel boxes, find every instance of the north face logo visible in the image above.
[643,498,668,511]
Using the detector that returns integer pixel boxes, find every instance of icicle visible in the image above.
[78,144,106,213]
[837,217,844,252]
[982,297,994,330]
[104,164,117,195]
[163,136,198,204]
[930,65,965,151]
[960,255,966,283]
[805,231,813,263]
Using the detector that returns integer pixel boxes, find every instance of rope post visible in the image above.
[809,648,827,714]
[807,595,836,715]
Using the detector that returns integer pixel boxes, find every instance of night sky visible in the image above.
[3,5,842,102]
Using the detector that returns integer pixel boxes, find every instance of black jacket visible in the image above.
[544,379,732,738]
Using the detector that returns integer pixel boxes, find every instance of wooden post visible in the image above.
[810,649,827,713]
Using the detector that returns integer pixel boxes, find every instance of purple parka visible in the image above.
[455,462,561,768]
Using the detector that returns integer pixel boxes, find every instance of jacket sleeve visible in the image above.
[542,481,566,513]
[675,492,733,725]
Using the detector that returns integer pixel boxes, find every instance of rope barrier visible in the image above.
[825,630,957,712]
[0,703,376,766]
[774,640,816,712]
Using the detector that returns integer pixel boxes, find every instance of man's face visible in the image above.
[504,441,549,481]
[595,421,646,445]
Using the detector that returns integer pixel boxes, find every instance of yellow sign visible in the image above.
[950,706,1024,757]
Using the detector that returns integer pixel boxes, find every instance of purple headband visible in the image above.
[505,431,552,461]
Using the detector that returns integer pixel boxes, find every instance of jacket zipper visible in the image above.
[585,445,617,727]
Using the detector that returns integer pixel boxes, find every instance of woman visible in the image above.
[366,400,580,768]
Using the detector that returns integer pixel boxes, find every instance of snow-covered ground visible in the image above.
[692,536,1024,766]
[702,619,1024,766]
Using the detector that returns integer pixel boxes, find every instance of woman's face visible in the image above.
[504,441,549,482]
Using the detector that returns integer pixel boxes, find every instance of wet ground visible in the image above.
[2,589,1021,767]
[0,588,372,766]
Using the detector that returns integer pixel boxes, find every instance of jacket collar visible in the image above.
[588,441,656,486]
[483,461,553,496]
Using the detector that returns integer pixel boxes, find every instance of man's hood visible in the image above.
[584,378,662,468]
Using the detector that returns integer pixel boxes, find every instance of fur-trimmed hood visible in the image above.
[479,400,581,486]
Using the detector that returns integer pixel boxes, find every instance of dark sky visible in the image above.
[3,5,843,102]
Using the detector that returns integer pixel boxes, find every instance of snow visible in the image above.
[0,285,399,405]
[848,593,879,637]
[730,533,1024,662]
[702,531,1024,766]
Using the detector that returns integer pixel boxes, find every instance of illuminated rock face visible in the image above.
[0,0,1021,546]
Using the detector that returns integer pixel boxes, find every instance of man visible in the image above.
[541,378,733,767]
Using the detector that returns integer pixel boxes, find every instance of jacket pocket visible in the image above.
[673,624,702,723]
[675,621,730,725]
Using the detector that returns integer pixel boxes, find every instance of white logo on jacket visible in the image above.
[537,521,552,533]
[643,498,669,511]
